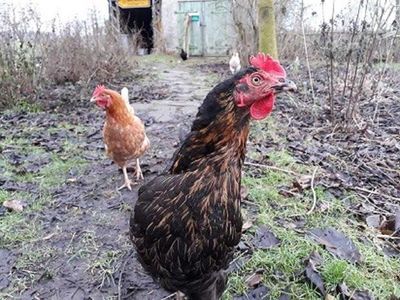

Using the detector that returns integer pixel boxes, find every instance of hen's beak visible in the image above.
[273,79,297,93]
[90,96,97,103]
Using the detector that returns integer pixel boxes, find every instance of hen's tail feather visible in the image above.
[121,87,135,115]
[121,87,129,103]
[186,271,227,300]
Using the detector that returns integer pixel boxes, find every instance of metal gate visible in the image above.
[176,0,233,56]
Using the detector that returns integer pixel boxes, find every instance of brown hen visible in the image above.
[91,86,149,190]
[130,53,296,299]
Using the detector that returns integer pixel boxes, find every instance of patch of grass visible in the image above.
[268,150,295,167]
[38,155,87,189]
[225,148,400,299]
[13,99,42,113]
[86,249,122,288]
[322,260,348,285]
[66,230,100,261]
[250,118,287,146]
[0,210,41,248]
[15,245,58,270]
[0,190,52,247]
[0,137,45,155]
[0,189,11,204]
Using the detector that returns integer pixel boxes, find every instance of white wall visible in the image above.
[161,0,179,52]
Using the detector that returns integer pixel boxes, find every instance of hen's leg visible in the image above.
[118,166,132,191]
[136,158,144,180]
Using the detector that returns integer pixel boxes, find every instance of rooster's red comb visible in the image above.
[250,53,286,78]
[93,85,106,97]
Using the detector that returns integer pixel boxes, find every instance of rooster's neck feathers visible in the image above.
[169,69,255,174]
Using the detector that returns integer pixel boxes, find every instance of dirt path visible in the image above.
[0,57,227,299]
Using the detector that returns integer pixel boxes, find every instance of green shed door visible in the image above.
[203,0,233,56]
[177,1,204,56]
[176,0,233,56]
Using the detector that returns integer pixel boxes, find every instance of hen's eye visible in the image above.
[251,76,262,85]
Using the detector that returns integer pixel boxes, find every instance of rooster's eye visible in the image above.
[251,76,262,85]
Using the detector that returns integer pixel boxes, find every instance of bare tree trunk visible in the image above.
[258,0,278,58]
[232,0,258,64]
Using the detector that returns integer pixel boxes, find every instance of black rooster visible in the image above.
[130,53,296,299]
[180,48,188,61]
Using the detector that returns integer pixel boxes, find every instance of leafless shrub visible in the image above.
[277,0,399,130]
[0,5,138,109]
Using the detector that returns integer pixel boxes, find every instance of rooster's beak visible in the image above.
[273,79,297,93]
[90,97,97,103]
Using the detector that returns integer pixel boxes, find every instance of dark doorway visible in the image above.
[120,7,153,53]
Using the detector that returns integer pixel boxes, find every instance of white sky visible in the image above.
[0,0,350,23]
[1,0,109,25]
[0,0,393,30]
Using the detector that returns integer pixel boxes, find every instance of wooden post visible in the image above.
[258,0,278,59]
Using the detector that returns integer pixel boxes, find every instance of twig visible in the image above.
[329,0,335,124]
[341,1,363,98]
[301,0,316,104]
[376,234,400,240]
[244,161,300,176]
[351,186,400,202]
[161,293,179,300]
[306,167,318,215]
[118,250,133,300]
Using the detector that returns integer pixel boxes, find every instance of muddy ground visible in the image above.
[0,57,229,300]
[0,56,399,299]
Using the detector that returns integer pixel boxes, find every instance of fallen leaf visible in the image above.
[382,244,400,258]
[245,272,263,288]
[304,251,325,296]
[3,200,24,212]
[319,202,331,213]
[242,220,253,232]
[308,227,361,263]
[337,282,375,300]
[277,217,306,230]
[293,175,312,191]
[379,211,400,236]
[252,226,280,249]
[241,185,249,199]
[365,215,381,228]
[237,241,250,252]
[234,285,270,300]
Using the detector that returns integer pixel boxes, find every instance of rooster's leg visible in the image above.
[136,159,144,180]
[118,166,132,191]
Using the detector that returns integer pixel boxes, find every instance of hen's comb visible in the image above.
[250,53,286,78]
[93,85,106,97]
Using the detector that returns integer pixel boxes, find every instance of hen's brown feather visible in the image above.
[102,89,149,168]
[131,70,254,299]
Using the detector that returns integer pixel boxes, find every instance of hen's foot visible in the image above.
[118,179,134,191]
[136,159,144,180]
[119,167,134,191]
